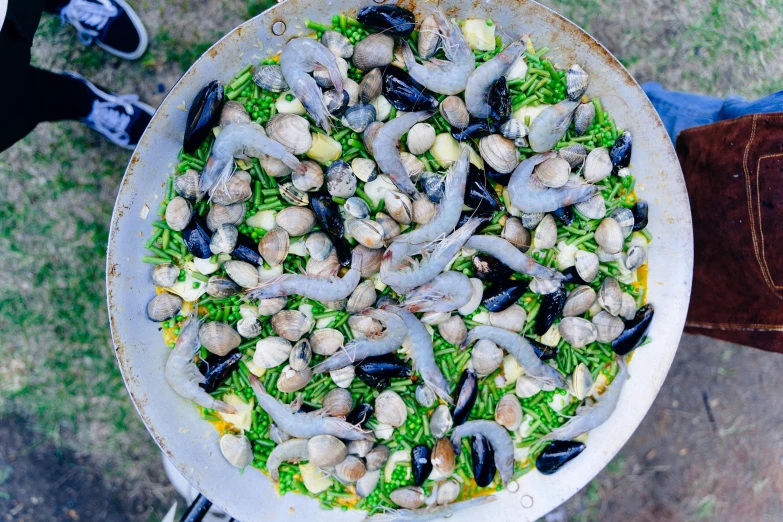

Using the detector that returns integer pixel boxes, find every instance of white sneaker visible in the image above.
[59,0,148,60]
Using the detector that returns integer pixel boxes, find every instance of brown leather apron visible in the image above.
[677,113,783,352]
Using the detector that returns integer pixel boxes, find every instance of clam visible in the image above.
[151,264,179,288]
[291,160,324,192]
[437,480,461,505]
[360,68,383,104]
[573,102,596,136]
[595,218,624,254]
[520,211,545,229]
[357,245,384,276]
[415,384,436,408]
[342,103,377,133]
[314,56,349,89]
[472,339,503,375]
[429,404,453,439]
[289,338,312,371]
[323,388,353,417]
[209,223,238,255]
[501,216,531,251]
[417,14,440,59]
[407,123,436,155]
[260,154,293,178]
[375,390,407,427]
[345,218,385,249]
[400,152,425,181]
[306,252,340,278]
[558,143,588,168]
[276,207,316,238]
[412,196,436,225]
[479,134,519,174]
[625,245,647,270]
[535,157,570,188]
[563,285,597,317]
[347,440,374,460]
[174,170,202,200]
[310,328,344,356]
[206,202,244,231]
[529,276,560,295]
[515,374,544,399]
[146,292,182,322]
[356,469,381,498]
[575,193,606,220]
[305,232,333,261]
[165,196,192,231]
[352,157,378,183]
[499,118,529,140]
[457,278,484,316]
[570,363,593,400]
[344,77,361,107]
[277,364,312,393]
[533,214,557,250]
[440,95,470,129]
[566,64,589,100]
[219,434,253,469]
[620,292,637,321]
[574,250,599,283]
[237,316,263,338]
[487,304,527,332]
[349,314,383,338]
[384,192,413,225]
[252,65,288,92]
[370,93,392,121]
[206,276,241,298]
[257,296,287,316]
[390,486,425,509]
[264,114,312,156]
[495,394,523,430]
[335,455,367,483]
[308,435,347,468]
[199,322,241,356]
[353,33,395,70]
[365,444,391,472]
[593,310,625,342]
[322,30,353,59]
[420,311,450,326]
[330,365,355,388]
[432,438,456,477]
[558,316,598,348]
[257,227,289,267]
[438,315,467,345]
[583,147,613,183]
[326,160,357,198]
[598,277,623,316]
[279,182,310,206]
[210,173,252,206]
[344,196,371,219]
[323,88,350,115]
[346,281,377,314]
[609,207,635,238]
[271,310,314,342]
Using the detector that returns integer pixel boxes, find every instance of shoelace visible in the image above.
[60,0,119,45]
[86,95,137,146]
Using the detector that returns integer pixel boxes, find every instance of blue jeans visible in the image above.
[642,82,783,142]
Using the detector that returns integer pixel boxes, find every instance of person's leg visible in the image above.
[641,82,726,142]
[719,91,783,120]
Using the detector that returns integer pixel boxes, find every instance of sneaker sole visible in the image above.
[95,0,149,60]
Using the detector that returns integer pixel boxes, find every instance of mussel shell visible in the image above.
[612,304,654,355]
[199,350,242,393]
[421,172,445,203]
[530,338,559,361]
[465,163,503,212]
[482,279,529,313]
[252,65,288,93]
[184,80,224,154]
[560,265,587,285]
[381,66,438,112]
[457,211,494,232]
[609,131,632,168]
[535,285,567,336]
[324,88,350,115]
[451,119,496,141]
[355,354,411,389]
[452,369,478,426]
[553,206,574,226]
[346,402,374,427]
[230,233,263,266]
[310,192,351,266]
[472,255,513,283]
[488,76,511,123]
[632,201,649,231]
[471,435,497,488]
[182,214,212,259]
[536,440,586,475]
[357,5,416,37]
[411,445,433,487]
[484,161,511,186]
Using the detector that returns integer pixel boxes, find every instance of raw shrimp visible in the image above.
[399,10,475,95]
[367,496,497,522]
[164,316,237,414]
[249,374,372,440]
[462,325,565,389]
[464,40,525,118]
[508,151,596,213]
[267,438,310,481]
[385,306,451,402]
[372,111,434,198]
[313,309,409,373]
[403,271,474,313]
[280,38,344,134]
[381,217,485,295]
[200,122,301,197]
[246,249,363,300]
[528,99,579,152]
[450,420,514,484]
[540,355,628,442]
[466,235,563,280]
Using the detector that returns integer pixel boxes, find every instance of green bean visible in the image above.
[142,256,169,265]
[593,98,605,125]
[305,20,332,32]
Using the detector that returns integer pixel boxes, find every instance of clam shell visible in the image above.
[598,277,623,316]
[520,211,545,229]
[345,218,385,249]
[345,196,372,219]
[515,374,543,398]
[174,170,202,200]
[558,316,598,348]
[625,245,647,270]
[533,214,557,250]
[277,364,312,392]
[220,101,250,128]
[417,14,440,59]
[314,56,349,89]
[499,119,529,140]
[431,438,456,477]
[535,157,570,188]
[420,311,450,326]
[407,123,436,156]
[199,322,241,356]
[252,65,288,92]
[257,296,287,316]
[258,227,289,267]
[224,260,260,288]
[574,102,596,136]
[304,232,333,262]
[310,328,344,356]
[344,77,361,106]
[495,394,523,430]
[438,315,467,345]
[308,435,347,468]
[384,192,413,225]
[562,285,597,317]
[352,157,378,183]
[271,310,314,342]
[342,103,377,133]
[566,64,589,100]
[487,304,527,332]
[210,174,252,206]
[620,292,637,321]
[346,280,377,314]
[593,310,625,343]
[220,434,253,469]
[206,275,241,298]
[260,154,292,178]
[390,486,425,509]
[356,245,384,276]
[323,388,353,417]
[400,152,424,181]
[575,193,607,220]
[570,363,593,400]
[151,264,180,288]
[206,202,245,231]
[502,217,531,251]
[365,445,391,472]
[306,252,340,278]
[479,134,519,174]
[324,88,350,115]
[529,276,560,295]
[253,336,293,368]
[429,404,453,439]
[322,30,354,58]
[457,278,484,316]
[279,182,310,206]
[335,455,367,483]
[146,292,182,322]
[375,390,407,427]
[291,160,324,192]
[330,365,355,388]
[439,96,469,129]
[558,143,588,168]
[574,250,599,283]
[266,113,312,155]
[437,480,461,505]
[415,384,436,408]
[326,160,357,198]
[370,93,392,121]
[275,207,315,236]
[289,338,312,372]
[353,33,394,70]
[363,121,384,156]
[210,223,238,255]
[236,317,263,338]
[609,207,635,238]
[583,147,613,183]
[164,196,192,231]
[471,339,503,375]
[595,218,624,254]
[360,68,383,104]
[356,469,380,498]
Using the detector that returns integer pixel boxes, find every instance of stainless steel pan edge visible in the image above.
[106,1,693,520]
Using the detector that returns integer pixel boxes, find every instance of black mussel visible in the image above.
[452,369,478,426]
[561,266,587,285]
[357,5,416,37]
[488,77,511,123]
[535,286,567,336]
[631,201,649,231]
[609,131,632,168]
[382,67,438,112]
[471,434,496,487]
[297,403,317,413]
[553,206,574,226]
[536,440,585,475]
[184,80,224,154]
[484,162,511,186]
[324,88,350,115]
[613,304,654,355]
[457,211,494,232]
[482,279,529,313]
[472,255,513,283]
[355,354,411,389]
[529,338,558,361]
[411,445,433,487]
[451,119,496,141]
[231,233,263,266]
[421,172,445,203]
[346,403,374,427]
[311,192,351,265]
[465,163,503,212]
[182,214,212,259]
[199,350,242,393]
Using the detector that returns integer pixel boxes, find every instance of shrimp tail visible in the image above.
[400,39,417,69]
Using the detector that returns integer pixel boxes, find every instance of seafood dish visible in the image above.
[142,4,654,516]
